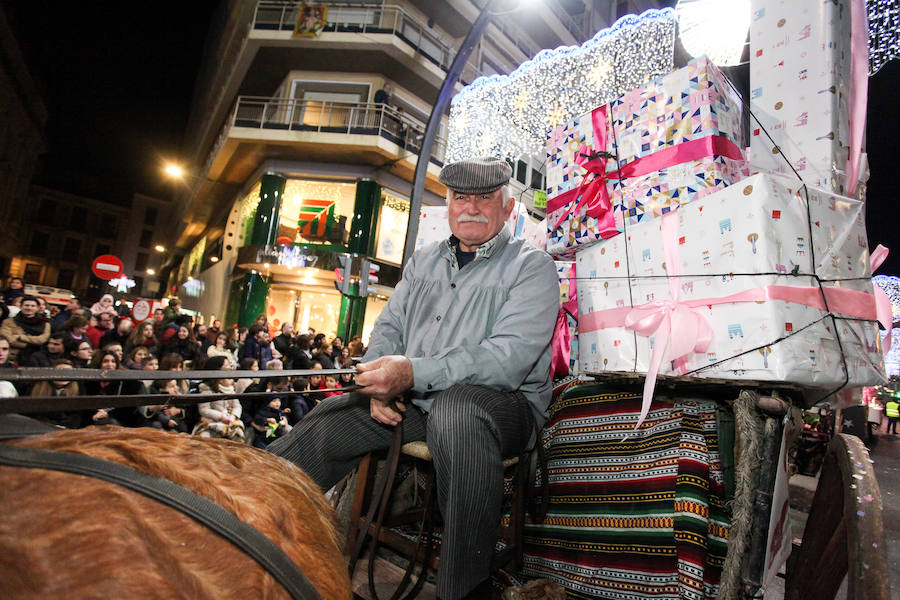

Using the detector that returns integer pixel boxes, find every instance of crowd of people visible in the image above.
[0,280,364,449]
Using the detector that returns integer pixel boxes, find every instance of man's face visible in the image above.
[98,314,113,329]
[67,299,79,312]
[47,337,64,354]
[154,309,164,323]
[448,188,513,250]
[197,325,207,337]
[258,331,269,343]
[283,323,293,336]
[19,300,38,317]
[107,344,123,360]
[212,320,221,329]
[118,320,132,335]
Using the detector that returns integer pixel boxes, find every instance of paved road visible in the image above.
[869,428,900,598]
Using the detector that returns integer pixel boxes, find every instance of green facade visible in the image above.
[238,173,285,328]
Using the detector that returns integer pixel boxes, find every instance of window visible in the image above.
[95,243,111,257]
[23,263,41,284]
[139,229,153,248]
[135,252,149,271]
[40,198,57,216]
[57,268,75,289]
[71,210,86,230]
[99,214,117,236]
[144,206,158,226]
[516,160,528,185]
[29,231,49,256]
[133,276,144,294]
[531,168,544,192]
[62,238,81,258]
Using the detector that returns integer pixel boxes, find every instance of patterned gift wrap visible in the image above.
[545,56,748,258]
[748,0,865,196]
[575,173,885,390]
[556,261,579,373]
[522,384,730,600]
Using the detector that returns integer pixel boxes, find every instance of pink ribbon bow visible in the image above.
[550,265,579,379]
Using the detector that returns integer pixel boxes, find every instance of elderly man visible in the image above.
[270,157,558,599]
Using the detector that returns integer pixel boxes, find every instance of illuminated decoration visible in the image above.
[447,9,676,162]
[236,182,262,247]
[182,277,206,298]
[869,0,900,74]
[874,275,900,321]
[178,236,207,282]
[109,274,136,293]
[675,0,751,67]
[255,245,320,269]
[292,4,328,37]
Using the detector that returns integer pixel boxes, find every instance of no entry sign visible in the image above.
[92,255,123,280]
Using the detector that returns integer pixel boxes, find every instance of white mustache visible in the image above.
[457,214,489,223]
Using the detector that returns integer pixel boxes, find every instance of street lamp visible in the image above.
[154,245,166,253]
[164,163,185,179]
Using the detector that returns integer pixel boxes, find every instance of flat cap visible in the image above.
[439,156,512,194]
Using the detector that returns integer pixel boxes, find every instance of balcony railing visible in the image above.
[252,1,485,85]
[228,96,447,167]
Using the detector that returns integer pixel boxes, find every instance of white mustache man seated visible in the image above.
[270,156,559,600]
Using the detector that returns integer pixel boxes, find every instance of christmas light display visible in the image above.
[875,275,900,374]
[869,0,900,75]
[446,8,676,163]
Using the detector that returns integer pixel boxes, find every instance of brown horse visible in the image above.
[0,426,351,599]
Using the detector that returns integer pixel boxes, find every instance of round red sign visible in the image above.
[91,255,124,280]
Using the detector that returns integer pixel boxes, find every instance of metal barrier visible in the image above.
[0,368,357,416]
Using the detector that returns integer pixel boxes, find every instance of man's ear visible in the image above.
[503,196,515,218]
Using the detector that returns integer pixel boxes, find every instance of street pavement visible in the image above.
[869,427,900,598]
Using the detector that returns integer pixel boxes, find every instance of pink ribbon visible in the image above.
[579,213,891,432]
[847,0,868,195]
[871,244,892,354]
[547,123,744,238]
[550,265,579,379]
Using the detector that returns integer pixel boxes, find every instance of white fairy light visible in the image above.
[447,8,676,163]
[675,0,751,67]
[869,0,900,75]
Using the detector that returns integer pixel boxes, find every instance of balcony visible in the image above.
[252,1,487,86]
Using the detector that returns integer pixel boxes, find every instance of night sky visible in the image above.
[4,2,900,272]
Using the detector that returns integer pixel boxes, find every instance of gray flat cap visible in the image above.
[439,157,512,194]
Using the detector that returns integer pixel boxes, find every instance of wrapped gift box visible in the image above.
[575,173,885,392]
[748,0,865,196]
[545,56,748,258]
[556,261,579,373]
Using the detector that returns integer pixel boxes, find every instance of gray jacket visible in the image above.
[365,225,559,425]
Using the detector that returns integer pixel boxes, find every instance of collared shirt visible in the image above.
[365,225,560,425]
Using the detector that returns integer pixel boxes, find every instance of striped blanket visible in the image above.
[522,384,730,599]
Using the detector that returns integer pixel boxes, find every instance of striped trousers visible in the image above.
[268,384,534,600]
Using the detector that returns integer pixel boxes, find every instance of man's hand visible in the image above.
[356,355,414,401]
[369,397,406,426]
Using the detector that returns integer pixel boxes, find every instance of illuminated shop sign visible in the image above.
[256,245,321,269]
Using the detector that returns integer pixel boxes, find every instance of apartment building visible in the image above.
[172,0,630,338]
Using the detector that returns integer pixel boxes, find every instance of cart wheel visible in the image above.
[785,433,890,600]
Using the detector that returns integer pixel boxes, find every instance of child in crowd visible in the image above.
[251,395,292,450]
[149,379,188,433]
[323,375,343,398]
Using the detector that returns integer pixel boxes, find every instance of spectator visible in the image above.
[289,376,314,424]
[159,352,189,395]
[250,390,293,450]
[163,324,200,364]
[51,297,84,332]
[140,354,159,389]
[206,319,222,344]
[161,298,182,327]
[83,349,144,427]
[25,332,67,368]
[148,380,188,433]
[348,337,365,357]
[59,315,90,348]
[322,375,342,398]
[195,323,212,353]
[124,346,151,370]
[88,294,117,320]
[272,323,295,368]
[152,307,166,339]
[0,335,13,369]
[102,343,124,364]
[3,276,24,305]
[307,363,326,394]
[126,320,159,357]
[29,358,83,429]
[373,83,392,105]
[1,295,51,365]
[193,355,245,442]
[253,313,268,332]
[337,346,354,369]
[66,339,93,369]
[86,312,114,349]
[235,357,261,395]
[239,326,273,370]
[292,334,314,370]
[338,370,355,388]
[99,317,133,350]
[265,358,283,371]
[313,342,335,370]
[161,314,193,346]
[207,331,237,368]
[36,297,49,319]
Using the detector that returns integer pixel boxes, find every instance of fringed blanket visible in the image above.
[522,384,730,599]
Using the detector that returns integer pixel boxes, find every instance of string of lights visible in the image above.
[446,8,676,163]
[869,0,900,74]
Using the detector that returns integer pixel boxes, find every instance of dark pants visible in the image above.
[268,385,534,600]
[888,416,898,434]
